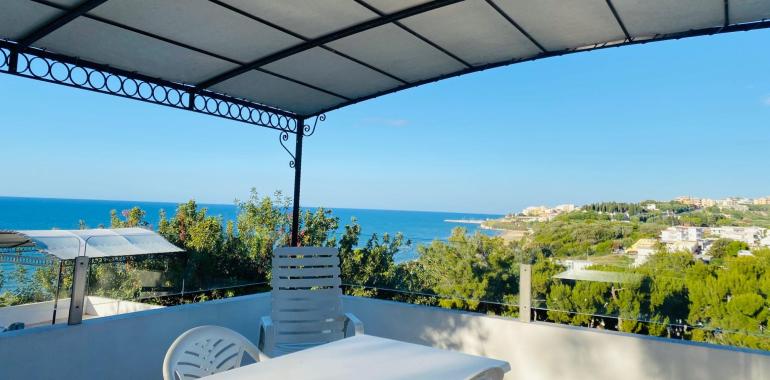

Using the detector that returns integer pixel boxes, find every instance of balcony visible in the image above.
[1,292,768,379]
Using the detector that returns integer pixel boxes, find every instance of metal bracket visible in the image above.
[67,256,89,325]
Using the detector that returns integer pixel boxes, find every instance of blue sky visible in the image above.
[1,30,769,214]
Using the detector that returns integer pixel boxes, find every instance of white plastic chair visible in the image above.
[259,246,364,357]
[163,325,262,380]
[466,367,505,380]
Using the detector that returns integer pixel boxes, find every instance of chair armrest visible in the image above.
[344,312,364,336]
[259,315,275,359]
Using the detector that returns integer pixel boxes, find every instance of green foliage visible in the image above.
[528,218,635,257]
[4,193,770,352]
[709,239,750,261]
[110,207,149,228]
[339,220,404,298]
[583,202,645,215]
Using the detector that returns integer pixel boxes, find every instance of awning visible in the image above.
[2,0,769,117]
[4,228,184,260]
[554,269,641,284]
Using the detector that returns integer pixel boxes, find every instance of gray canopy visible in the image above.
[2,0,769,116]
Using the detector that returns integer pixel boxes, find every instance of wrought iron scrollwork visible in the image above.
[279,130,296,168]
[0,40,296,133]
[303,114,326,136]
[1,40,325,171]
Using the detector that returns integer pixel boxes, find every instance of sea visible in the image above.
[0,196,501,291]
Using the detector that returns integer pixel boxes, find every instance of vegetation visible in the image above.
[1,194,769,351]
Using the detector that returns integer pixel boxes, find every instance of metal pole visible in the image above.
[290,117,305,247]
[68,256,89,325]
[519,264,532,323]
[51,260,64,325]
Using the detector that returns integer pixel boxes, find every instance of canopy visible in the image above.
[6,228,183,260]
[2,0,769,117]
[554,269,640,284]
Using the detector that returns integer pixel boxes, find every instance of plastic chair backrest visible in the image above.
[163,325,261,380]
[271,246,345,347]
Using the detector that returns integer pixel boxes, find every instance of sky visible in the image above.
[1,30,769,215]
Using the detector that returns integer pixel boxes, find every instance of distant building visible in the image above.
[627,238,658,266]
[717,198,750,211]
[522,206,548,217]
[554,204,577,213]
[644,203,657,211]
[709,226,766,246]
[674,196,715,208]
[668,240,700,253]
[661,226,704,243]
[753,197,770,205]
[520,204,577,221]
[676,196,699,207]
[660,226,706,254]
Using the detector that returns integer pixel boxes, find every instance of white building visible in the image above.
[668,240,700,253]
[627,239,658,266]
[554,204,577,213]
[709,226,766,246]
[660,226,705,243]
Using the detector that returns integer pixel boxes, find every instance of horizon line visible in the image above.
[0,194,505,216]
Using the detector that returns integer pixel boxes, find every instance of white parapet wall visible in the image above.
[0,293,768,380]
[0,296,163,328]
[0,293,270,380]
[342,296,770,380]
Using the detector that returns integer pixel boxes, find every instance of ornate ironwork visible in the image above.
[303,114,326,137]
[0,40,297,133]
[279,130,296,168]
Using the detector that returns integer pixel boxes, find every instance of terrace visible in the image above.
[2,0,770,379]
[0,292,768,379]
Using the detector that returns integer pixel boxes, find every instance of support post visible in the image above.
[68,256,89,325]
[519,264,532,323]
[290,117,305,247]
[51,261,64,324]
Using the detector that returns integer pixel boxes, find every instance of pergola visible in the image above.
[0,228,183,325]
[2,0,769,245]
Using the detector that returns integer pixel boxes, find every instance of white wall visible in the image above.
[0,293,270,380]
[84,296,163,317]
[342,296,770,380]
[0,296,162,328]
[1,294,768,380]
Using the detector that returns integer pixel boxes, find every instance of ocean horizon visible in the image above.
[0,196,502,290]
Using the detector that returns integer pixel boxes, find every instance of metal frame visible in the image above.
[0,39,318,244]
[0,40,297,133]
[2,0,768,247]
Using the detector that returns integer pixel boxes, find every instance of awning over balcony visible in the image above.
[1,228,183,260]
[2,0,769,117]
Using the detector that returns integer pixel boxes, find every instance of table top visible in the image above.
[206,334,511,380]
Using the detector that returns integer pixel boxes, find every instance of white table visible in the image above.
[206,334,511,380]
